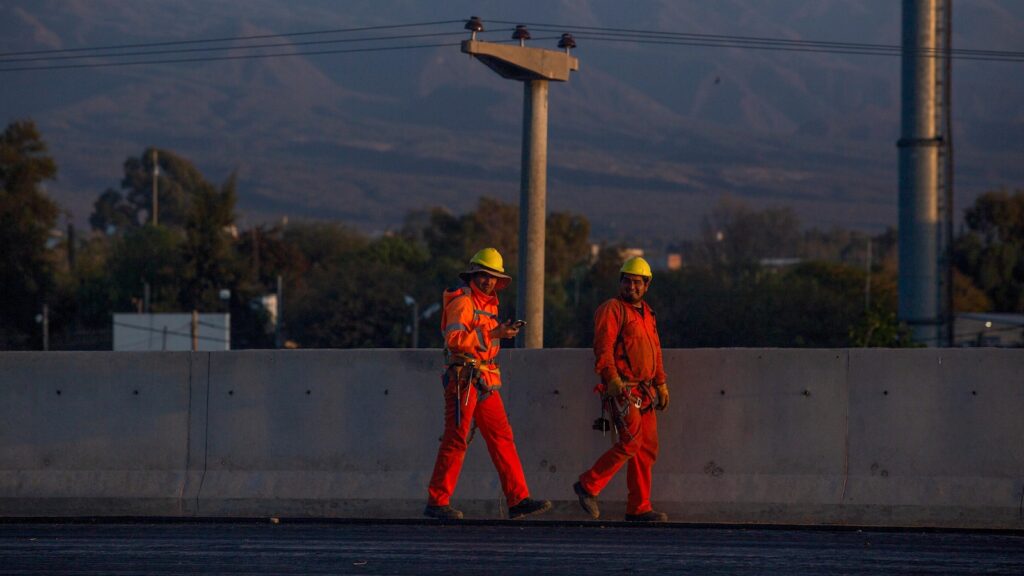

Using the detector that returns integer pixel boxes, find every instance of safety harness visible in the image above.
[595,299,658,440]
[441,286,501,431]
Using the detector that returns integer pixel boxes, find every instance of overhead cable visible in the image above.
[0,19,466,57]
[494,20,1024,61]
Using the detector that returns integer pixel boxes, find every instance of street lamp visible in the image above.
[404,295,419,348]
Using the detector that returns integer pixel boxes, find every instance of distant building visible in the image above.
[621,247,644,261]
[954,313,1024,347]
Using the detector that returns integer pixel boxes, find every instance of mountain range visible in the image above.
[2,0,1023,246]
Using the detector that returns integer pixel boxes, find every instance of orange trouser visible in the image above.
[427,377,530,507]
[578,397,659,515]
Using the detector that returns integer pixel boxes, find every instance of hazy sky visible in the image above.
[2,1,1022,242]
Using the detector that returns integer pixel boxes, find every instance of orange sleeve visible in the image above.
[651,314,667,385]
[593,300,623,384]
[443,295,485,355]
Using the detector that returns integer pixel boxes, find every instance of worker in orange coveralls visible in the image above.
[424,248,552,520]
[574,256,670,522]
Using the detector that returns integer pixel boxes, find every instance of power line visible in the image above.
[496,20,1024,61]
[565,33,1024,62]
[3,18,1022,74]
[0,30,474,65]
[0,41,466,72]
[0,19,465,57]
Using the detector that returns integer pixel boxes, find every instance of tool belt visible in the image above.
[444,353,498,393]
[608,379,657,413]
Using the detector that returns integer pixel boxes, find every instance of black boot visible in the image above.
[424,505,464,520]
[625,510,668,522]
[508,497,552,519]
[573,481,600,519]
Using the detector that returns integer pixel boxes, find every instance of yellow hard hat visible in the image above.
[460,247,512,290]
[470,247,505,273]
[620,256,652,279]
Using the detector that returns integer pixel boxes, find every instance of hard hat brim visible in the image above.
[460,264,512,291]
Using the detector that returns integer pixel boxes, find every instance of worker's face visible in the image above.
[619,273,649,304]
[471,272,498,295]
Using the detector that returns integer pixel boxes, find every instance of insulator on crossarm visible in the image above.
[513,25,531,47]
[465,16,484,41]
[558,33,576,53]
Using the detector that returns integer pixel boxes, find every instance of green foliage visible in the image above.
[181,173,240,309]
[954,189,1024,312]
[89,147,214,233]
[108,225,185,312]
[0,120,59,348]
[89,188,135,233]
[849,310,917,348]
[39,136,1019,351]
[287,229,414,348]
[693,196,802,282]
[63,236,118,327]
[649,239,907,348]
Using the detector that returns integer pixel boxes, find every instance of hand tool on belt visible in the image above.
[445,353,478,427]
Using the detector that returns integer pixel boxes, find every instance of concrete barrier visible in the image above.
[1,348,1021,528]
[0,352,201,516]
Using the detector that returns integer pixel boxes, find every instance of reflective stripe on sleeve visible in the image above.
[444,322,470,335]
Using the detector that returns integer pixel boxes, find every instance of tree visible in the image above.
[693,196,802,282]
[108,226,184,313]
[89,188,136,233]
[954,189,1024,311]
[544,211,592,347]
[181,173,240,310]
[0,120,59,348]
[89,147,214,233]
[284,226,415,348]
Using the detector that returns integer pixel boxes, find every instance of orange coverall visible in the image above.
[578,297,667,515]
[426,284,530,508]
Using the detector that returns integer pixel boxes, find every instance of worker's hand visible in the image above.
[490,320,521,340]
[655,383,670,411]
[604,376,626,397]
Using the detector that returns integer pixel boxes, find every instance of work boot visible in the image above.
[508,497,552,519]
[573,481,600,519]
[625,510,668,522]
[423,504,464,520]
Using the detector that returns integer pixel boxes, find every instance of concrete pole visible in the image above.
[275,275,283,349]
[151,149,159,226]
[517,79,549,349]
[898,0,939,345]
[42,304,49,352]
[411,300,420,349]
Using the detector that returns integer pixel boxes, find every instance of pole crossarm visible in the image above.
[461,40,578,81]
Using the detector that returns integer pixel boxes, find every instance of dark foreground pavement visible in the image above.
[1,520,1022,575]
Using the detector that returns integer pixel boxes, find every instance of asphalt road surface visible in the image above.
[1,520,1022,575]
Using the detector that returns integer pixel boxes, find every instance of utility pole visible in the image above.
[275,275,283,349]
[460,17,579,348]
[42,304,49,351]
[151,148,159,226]
[936,0,955,347]
[865,237,873,311]
[898,0,940,346]
[404,295,420,349]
